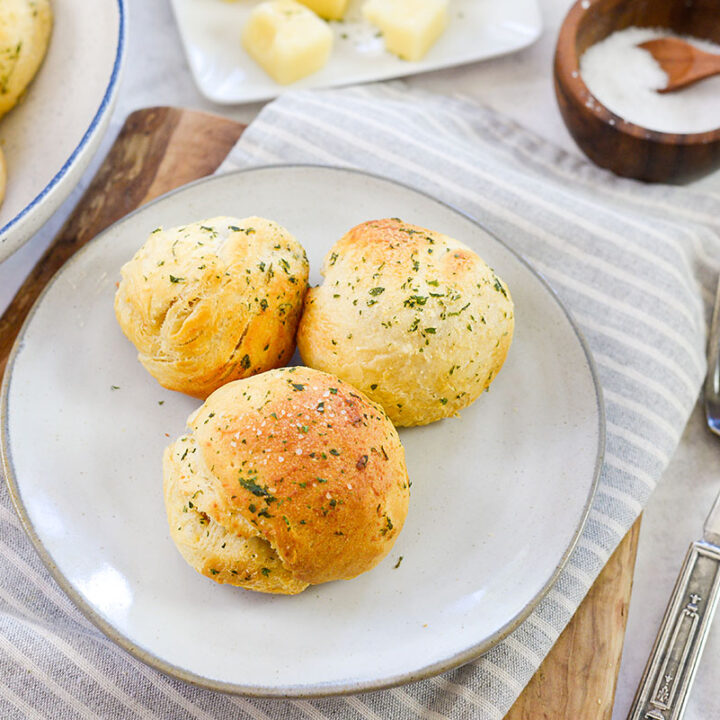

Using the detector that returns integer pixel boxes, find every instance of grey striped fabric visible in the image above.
[2,83,718,719]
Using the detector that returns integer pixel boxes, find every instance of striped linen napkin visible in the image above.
[1,83,718,719]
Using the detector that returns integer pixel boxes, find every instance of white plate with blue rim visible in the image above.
[0,0,125,262]
[171,0,542,105]
[1,165,603,696]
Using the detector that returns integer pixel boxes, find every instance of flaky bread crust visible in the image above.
[115,217,308,399]
[163,367,410,594]
[0,0,52,119]
[297,218,514,426]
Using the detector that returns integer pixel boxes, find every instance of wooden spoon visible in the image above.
[639,37,720,93]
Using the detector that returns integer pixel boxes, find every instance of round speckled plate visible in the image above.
[1,166,603,697]
[0,0,125,261]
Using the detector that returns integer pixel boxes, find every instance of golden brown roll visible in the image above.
[297,218,514,427]
[163,367,410,594]
[0,0,53,119]
[114,217,309,399]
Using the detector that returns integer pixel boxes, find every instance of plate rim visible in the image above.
[1,163,605,698]
[169,0,543,105]
[0,0,127,259]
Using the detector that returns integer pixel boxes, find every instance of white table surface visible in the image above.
[1,1,718,718]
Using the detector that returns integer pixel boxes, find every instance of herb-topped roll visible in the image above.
[163,367,410,594]
[114,217,308,399]
[0,0,53,120]
[297,218,514,427]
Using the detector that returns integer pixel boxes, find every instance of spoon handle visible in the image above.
[626,541,720,720]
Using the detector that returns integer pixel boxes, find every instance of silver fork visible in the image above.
[627,279,720,720]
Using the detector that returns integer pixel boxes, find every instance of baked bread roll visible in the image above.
[163,367,410,594]
[298,218,514,427]
[114,217,309,399]
[0,0,52,119]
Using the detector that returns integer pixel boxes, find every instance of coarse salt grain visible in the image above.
[580,27,720,134]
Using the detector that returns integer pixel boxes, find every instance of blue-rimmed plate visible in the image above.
[0,0,125,262]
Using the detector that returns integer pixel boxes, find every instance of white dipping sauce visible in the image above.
[580,27,720,134]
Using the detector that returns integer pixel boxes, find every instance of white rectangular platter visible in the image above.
[170,0,542,105]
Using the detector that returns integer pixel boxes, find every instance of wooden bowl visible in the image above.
[554,0,720,183]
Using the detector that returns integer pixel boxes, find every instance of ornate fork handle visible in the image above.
[627,542,720,720]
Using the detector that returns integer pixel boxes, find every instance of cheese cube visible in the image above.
[242,0,333,85]
[296,0,350,21]
[363,0,448,61]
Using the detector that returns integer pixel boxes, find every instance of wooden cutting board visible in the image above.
[0,107,641,718]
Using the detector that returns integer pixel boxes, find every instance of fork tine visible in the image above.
[704,278,720,435]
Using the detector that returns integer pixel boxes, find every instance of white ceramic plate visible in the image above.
[0,0,125,262]
[170,0,542,105]
[1,166,603,696]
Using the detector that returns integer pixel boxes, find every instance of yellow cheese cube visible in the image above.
[363,0,448,61]
[242,0,333,85]
[296,0,350,21]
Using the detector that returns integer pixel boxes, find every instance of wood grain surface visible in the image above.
[506,520,641,720]
[0,107,640,717]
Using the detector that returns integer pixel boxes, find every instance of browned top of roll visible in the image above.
[186,366,410,586]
